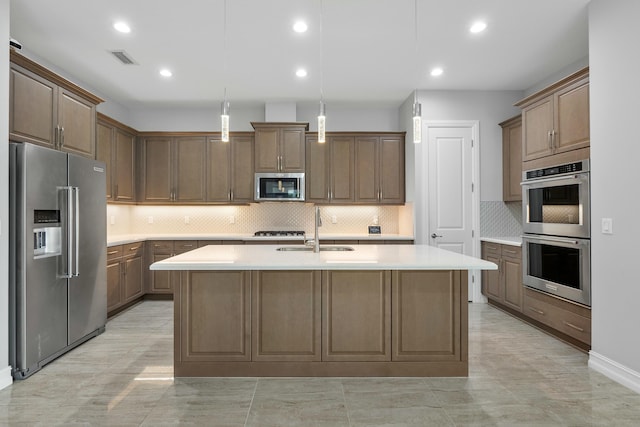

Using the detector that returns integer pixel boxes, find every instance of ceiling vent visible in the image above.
[109,50,137,65]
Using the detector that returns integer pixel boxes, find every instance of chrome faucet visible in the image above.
[305,206,323,252]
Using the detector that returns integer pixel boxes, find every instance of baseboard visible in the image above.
[0,366,13,390]
[589,351,640,394]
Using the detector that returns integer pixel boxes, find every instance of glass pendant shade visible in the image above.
[412,101,422,144]
[221,100,230,142]
[318,101,326,143]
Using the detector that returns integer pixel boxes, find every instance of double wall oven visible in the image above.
[521,160,591,306]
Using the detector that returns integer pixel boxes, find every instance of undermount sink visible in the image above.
[276,246,355,252]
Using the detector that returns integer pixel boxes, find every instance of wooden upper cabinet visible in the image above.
[96,113,136,203]
[140,136,206,203]
[252,122,308,172]
[207,135,255,203]
[9,50,102,159]
[500,115,522,202]
[355,135,405,204]
[305,135,329,202]
[305,134,355,204]
[517,67,589,165]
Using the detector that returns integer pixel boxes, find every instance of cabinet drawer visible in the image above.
[501,245,521,261]
[481,242,501,256]
[123,242,144,257]
[107,245,123,261]
[149,240,174,254]
[174,240,198,254]
[524,289,591,345]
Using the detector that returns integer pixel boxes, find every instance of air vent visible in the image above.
[109,50,137,65]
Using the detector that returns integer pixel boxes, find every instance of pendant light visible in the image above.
[317,0,326,143]
[221,0,230,142]
[412,0,422,144]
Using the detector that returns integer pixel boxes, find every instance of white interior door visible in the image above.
[423,121,480,301]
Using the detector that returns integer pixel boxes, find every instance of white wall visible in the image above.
[1,0,12,390]
[588,0,640,392]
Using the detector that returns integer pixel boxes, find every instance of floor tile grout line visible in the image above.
[243,377,259,427]
[340,379,352,427]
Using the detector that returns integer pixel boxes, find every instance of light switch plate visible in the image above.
[331,215,337,224]
[148,216,154,224]
[601,218,613,234]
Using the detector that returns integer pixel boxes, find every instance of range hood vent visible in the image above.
[109,50,137,65]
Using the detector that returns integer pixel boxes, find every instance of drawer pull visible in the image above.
[129,246,140,251]
[181,244,194,248]
[563,321,585,333]
[107,250,119,255]
[528,307,545,315]
[504,249,517,254]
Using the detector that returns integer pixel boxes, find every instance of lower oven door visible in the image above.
[522,234,591,306]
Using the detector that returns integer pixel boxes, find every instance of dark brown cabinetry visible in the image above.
[252,122,308,173]
[96,114,136,203]
[139,136,207,203]
[500,115,522,202]
[146,240,198,294]
[481,242,522,312]
[207,134,254,203]
[305,134,355,203]
[355,135,405,204]
[516,68,589,169]
[107,243,144,317]
[9,50,102,159]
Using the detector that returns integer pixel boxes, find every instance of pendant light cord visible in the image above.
[320,0,324,103]
[414,0,418,104]
[223,0,228,102]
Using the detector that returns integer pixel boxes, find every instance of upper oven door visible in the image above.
[522,172,590,238]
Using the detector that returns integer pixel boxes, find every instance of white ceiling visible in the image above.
[9,0,590,109]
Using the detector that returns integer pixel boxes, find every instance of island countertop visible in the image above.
[149,244,498,271]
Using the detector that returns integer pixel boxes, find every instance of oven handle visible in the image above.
[520,173,583,186]
[521,235,581,245]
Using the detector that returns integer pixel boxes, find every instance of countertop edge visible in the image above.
[479,237,522,247]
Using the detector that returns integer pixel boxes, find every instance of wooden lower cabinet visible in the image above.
[147,240,198,294]
[173,269,469,377]
[106,243,144,317]
[481,242,522,312]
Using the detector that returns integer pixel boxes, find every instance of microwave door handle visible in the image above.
[522,235,580,245]
[520,174,583,186]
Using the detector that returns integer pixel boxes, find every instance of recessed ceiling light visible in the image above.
[469,21,487,33]
[430,67,444,77]
[159,69,173,78]
[113,21,131,33]
[296,68,308,78]
[293,21,308,33]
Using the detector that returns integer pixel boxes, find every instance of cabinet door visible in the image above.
[330,136,354,203]
[231,136,255,202]
[555,79,590,154]
[252,270,321,361]
[57,88,96,158]
[392,270,463,361]
[502,118,522,202]
[482,243,502,301]
[123,255,144,302]
[354,136,379,203]
[322,270,391,361]
[207,136,231,202]
[175,137,206,202]
[254,128,279,172]
[114,129,136,202]
[96,122,114,201]
[106,260,123,312]
[9,65,56,148]
[142,138,173,203]
[305,135,329,202]
[522,96,554,161]
[281,127,305,172]
[379,136,404,204]
[502,247,523,312]
[150,253,173,293]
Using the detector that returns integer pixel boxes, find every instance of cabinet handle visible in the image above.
[107,250,119,255]
[129,246,140,251]
[60,127,65,147]
[548,131,553,149]
[563,321,585,332]
[552,130,557,149]
[528,306,545,315]
[230,190,234,201]
[504,249,517,254]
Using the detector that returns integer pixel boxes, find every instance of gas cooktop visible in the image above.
[253,230,306,237]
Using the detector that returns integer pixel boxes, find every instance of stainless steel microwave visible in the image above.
[255,173,305,202]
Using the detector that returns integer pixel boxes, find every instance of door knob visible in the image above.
[431,233,443,238]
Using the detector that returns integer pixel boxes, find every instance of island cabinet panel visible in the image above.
[322,270,391,361]
[176,271,251,362]
[392,270,463,362]
[251,271,321,361]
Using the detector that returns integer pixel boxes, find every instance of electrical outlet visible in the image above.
[373,216,379,225]
[331,215,337,224]
[601,218,613,234]
[148,216,154,224]
[229,215,235,224]
[184,216,190,224]
[110,215,116,225]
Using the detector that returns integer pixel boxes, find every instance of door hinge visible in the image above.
[471,139,474,147]
[471,183,474,192]
[472,275,475,283]
[472,230,475,238]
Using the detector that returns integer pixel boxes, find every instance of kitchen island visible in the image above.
[150,244,497,377]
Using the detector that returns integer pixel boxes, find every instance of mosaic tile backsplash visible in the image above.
[480,201,523,237]
[107,203,412,236]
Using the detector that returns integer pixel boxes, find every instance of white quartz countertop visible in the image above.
[149,244,497,271]
[479,236,522,247]
[107,233,415,246]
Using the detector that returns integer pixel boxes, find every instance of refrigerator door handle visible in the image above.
[73,186,80,277]
[61,186,73,279]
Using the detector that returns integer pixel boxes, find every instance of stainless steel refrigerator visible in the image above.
[9,142,107,379]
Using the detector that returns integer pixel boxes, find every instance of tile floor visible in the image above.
[1,301,639,426]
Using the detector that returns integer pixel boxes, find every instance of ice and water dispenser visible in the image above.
[33,209,61,258]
